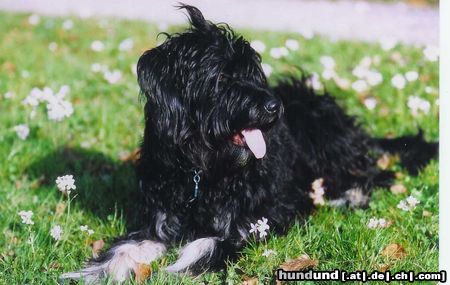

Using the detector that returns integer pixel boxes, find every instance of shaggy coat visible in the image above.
[62,5,437,283]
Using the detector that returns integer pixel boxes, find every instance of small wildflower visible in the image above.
[363,97,377,110]
[14,124,30,140]
[378,218,387,228]
[4,91,15,99]
[250,40,266,53]
[320,56,336,70]
[270,47,288,59]
[322,69,336,80]
[18,210,34,225]
[48,42,58,52]
[352,80,368,93]
[397,195,420,211]
[423,45,439,62]
[407,96,430,116]
[62,19,74,30]
[262,248,277,257]
[367,218,378,229]
[391,74,406,90]
[249,217,270,239]
[91,63,105,73]
[104,69,122,84]
[87,229,94,235]
[425,86,435,94]
[91,40,105,52]
[261,63,273,77]
[405,71,419,82]
[80,225,89,232]
[118,38,134,52]
[50,225,63,241]
[307,73,322,91]
[285,39,299,51]
[28,14,41,26]
[366,71,383,86]
[56,175,76,194]
[249,222,258,234]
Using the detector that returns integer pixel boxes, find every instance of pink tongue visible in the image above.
[241,129,266,159]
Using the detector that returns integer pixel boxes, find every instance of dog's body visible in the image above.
[62,6,437,283]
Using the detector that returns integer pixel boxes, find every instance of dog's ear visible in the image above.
[137,48,190,145]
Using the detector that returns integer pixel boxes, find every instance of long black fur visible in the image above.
[63,5,438,282]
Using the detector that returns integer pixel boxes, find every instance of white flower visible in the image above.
[334,77,350,90]
[405,71,419,82]
[157,22,169,32]
[91,63,106,73]
[360,56,372,68]
[4,91,14,99]
[50,225,63,241]
[406,195,420,208]
[250,40,266,53]
[28,14,41,26]
[104,69,122,84]
[14,124,30,140]
[366,71,383,86]
[48,42,58,52]
[367,218,378,229]
[379,38,397,51]
[270,47,289,59]
[320,56,336,70]
[80,225,89,232]
[378,218,387,228]
[423,45,439,62]
[397,200,410,211]
[363,97,377,110]
[307,73,322,91]
[262,249,277,257]
[322,69,336,80]
[91,40,105,52]
[23,86,73,121]
[261,63,273,77]
[87,229,94,235]
[391,74,406,90]
[62,19,74,30]
[118,38,134,52]
[47,97,74,121]
[249,222,258,234]
[56,175,76,194]
[21,70,30,78]
[425,86,435,94]
[285,39,299,51]
[397,195,420,211]
[19,210,34,225]
[407,96,430,116]
[352,66,368,79]
[352,80,368,93]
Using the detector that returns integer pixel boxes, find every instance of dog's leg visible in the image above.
[166,237,232,275]
[61,239,166,284]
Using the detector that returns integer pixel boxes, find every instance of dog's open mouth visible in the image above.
[231,129,266,159]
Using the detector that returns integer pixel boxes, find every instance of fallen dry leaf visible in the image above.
[119,148,141,163]
[91,239,105,258]
[241,277,258,285]
[378,263,391,272]
[390,184,407,195]
[49,261,61,269]
[380,243,407,260]
[134,263,152,284]
[377,154,391,170]
[279,254,318,271]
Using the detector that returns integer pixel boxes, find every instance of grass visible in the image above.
[0,12,439,284]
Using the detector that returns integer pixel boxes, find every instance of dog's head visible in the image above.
[137,5,283,170]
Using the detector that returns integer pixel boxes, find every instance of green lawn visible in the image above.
[0,12,439,284]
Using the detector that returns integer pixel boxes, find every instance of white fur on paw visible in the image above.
[61,240,166,283]
[166,238,217,273]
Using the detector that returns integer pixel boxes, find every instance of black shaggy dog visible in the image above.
[62,5,437,283]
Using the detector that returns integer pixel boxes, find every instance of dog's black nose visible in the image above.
[264,99,281,114]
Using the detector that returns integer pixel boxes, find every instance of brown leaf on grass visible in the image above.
[241,277,258,285]
[390,184,407,195]
[378,263,392,272]
[49,261,61,269]
[279,254,318,271]
[377,154,391,170]
[119,148,141,163]
[55,202,66,217]
[91,239,105,258]
[134,263,152,284]
[380,243,407,260]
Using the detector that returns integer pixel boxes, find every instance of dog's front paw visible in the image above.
[61,240,166,284]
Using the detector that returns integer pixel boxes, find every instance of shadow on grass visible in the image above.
[26,147,142,230]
